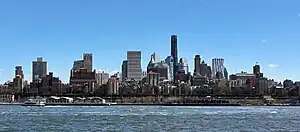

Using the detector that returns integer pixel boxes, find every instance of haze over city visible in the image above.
[1,0,300,83]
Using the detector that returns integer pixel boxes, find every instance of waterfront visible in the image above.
[0,106,300,131]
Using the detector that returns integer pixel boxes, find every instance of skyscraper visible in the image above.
[253,62,260,75]
[165,56,174,82]
[194,55,201,75]
[212,58,224,78]
[253,63,260,74]
[179,58,189,74]
[253,62,263,78]
[199,60,208,77]
[83,53,93,72]
[121,60,128,82]
[127,51,142,81]
[14,66,24,92]
[15,66,24,79]
[32,57,47,82]
[171,35,178,81]
[207,66,212,79]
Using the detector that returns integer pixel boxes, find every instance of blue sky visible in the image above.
[0,0,300,83]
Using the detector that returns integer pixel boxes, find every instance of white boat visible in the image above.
[21,99,46,106]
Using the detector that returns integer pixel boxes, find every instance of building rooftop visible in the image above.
[235,73,256,77]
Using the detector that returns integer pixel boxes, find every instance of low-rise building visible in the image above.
[146,72,160,87]
[107,75,120,96]
[96,71,109,85]
[70,68,96,94]
[256,77,269,95]
[40,72,62,95]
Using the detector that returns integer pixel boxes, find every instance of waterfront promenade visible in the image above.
[0,96,297,106]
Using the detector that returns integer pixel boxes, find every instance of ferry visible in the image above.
[21,99,46,107]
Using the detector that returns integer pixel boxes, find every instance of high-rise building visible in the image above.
[253,63,260,74]
[32,57,47,82]
[73,60,84,71]
[253,62,264,78]
[127,51,142,81]
[178,58,189,74]
[13,65,24,92]
[121,60,128,82]
[207,66,212,79]
[83,53,93,72]
[15,66,24,79]
[194,55,201,75]
[253,62,261,76]
[72,53,93,74]
[199,60,208,77]
[165,56,174,82]
[171,35,178,81]
[212,58,224,78]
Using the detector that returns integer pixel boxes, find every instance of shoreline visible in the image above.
[1,102,299,106]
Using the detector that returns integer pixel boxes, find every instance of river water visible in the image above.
[0,105,299,132]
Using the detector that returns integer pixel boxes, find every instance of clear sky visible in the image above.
[0,0,300,83]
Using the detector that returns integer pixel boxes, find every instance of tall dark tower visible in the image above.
[194,55,201,75]
[207,66,212,79]
[253,62,260,75]
[171,35,178,81]
[253,62,263,77]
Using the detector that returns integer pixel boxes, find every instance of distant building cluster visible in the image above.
[1,35,300,100]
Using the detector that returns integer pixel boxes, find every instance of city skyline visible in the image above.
[0,43,292,83]
[1,0,300,83]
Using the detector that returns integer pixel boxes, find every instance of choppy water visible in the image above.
[0,105,300,132]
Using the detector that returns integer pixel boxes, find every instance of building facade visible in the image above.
[70,69,96,93]
[171,35,178,81]
[165,56,174,82]
[212,58,224,79]
[73,60,84,71]
[178,58,189,74]
[96,71,109,85]
[256,77,269,95]
[146,72,160,87]
[40,72,62,95]
[253,63,260,75]
[224,67,228,80]
[207,66,212,79]
[121,60,128,82]
[147,62,169,81]
[15,66,24,79]
[32,57,47,82]
[199,60,208,77]
[127,51,142,81]
[13,66,24,93]
[83,53,93,72]
[194,55,201,75]
[107,76,120,96]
